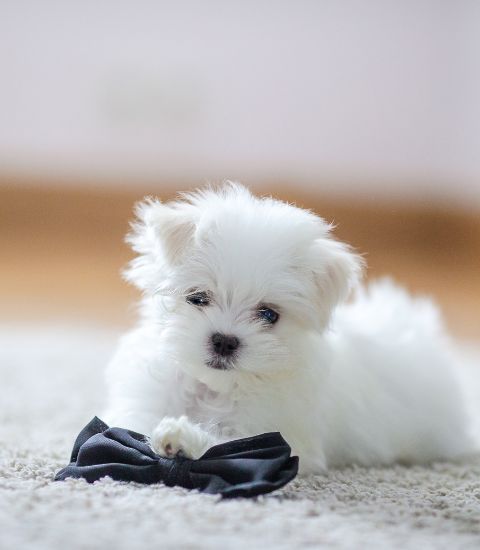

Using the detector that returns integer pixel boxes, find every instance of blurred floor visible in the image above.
[1,181,479,340]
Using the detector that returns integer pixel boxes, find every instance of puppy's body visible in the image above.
[104,184,473,473]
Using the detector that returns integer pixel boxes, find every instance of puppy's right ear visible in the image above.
[123,198,196,291]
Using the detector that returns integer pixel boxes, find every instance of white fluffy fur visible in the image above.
[104,183,474,473]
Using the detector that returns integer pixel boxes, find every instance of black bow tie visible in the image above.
[55,417,298,498]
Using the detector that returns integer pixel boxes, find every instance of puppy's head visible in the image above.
[125,183,362,390]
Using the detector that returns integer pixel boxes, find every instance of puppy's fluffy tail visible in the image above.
[338,277,444,339]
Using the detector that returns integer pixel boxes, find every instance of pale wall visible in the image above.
[0,1,479,205]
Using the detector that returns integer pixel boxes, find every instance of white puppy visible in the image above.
[104,183,474,473]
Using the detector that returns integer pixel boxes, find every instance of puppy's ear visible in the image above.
[309,235,363,328]
[124,198,196,291]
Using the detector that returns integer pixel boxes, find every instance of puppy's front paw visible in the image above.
[150,416,214,459]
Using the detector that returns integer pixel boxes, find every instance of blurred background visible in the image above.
[1,0,479,340]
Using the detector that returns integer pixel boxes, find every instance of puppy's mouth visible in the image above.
[205,357,234,371]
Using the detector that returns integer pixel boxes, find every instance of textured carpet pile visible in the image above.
[1,324,480,549]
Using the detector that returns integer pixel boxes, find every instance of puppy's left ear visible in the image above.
[309,236,364,328]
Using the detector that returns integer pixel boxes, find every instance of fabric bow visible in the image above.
[55,417,298,498]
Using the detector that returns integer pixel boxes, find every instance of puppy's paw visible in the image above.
[150,416,214,459]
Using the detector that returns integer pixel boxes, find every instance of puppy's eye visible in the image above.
[258,307,279,324]
[186,291,210,307]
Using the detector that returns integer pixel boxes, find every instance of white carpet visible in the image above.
[1,324,480,549]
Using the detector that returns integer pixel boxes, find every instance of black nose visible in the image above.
[211,333,240,357]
